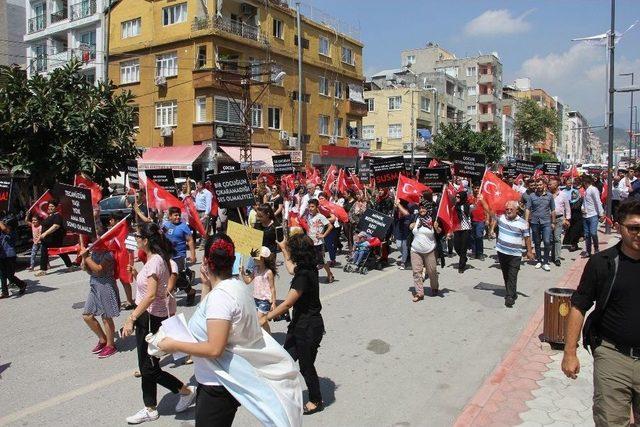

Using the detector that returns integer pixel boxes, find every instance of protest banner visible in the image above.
[452,152,486,180]
[226,220,264,257]
[504,165,518,178]
[145,169,177,194]
[356,208,393,240]
[418,167,448,191]
[211,170,255,209]
[371,156,405,188]
[272,154,294,176]
[52,183,96,236]
[126,160,139,189]
[514,160,536,176]
[0,177,13,212]
[542,162,561,176]
[357,158,372,181]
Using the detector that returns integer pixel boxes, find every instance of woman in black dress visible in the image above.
[563,181,584,251]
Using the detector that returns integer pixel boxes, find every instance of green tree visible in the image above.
[430,122,504,164]
[531,152,558,165]
[514,98,560,158]
[0,60,140,189]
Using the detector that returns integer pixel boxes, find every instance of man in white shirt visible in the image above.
[581,175,604,257]
[549,178,571,266]
[299,183,320,219]
[194,181,212,243]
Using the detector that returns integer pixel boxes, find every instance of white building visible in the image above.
[23,0,105,81]
[501,113,515,160]
[565,111,588,164]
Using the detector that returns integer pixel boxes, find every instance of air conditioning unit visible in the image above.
[279,130,289,141]
[155,76,167,86]
[329,136,337,145]
[375,137,382,143]
[403,142,413,152]
[287,136,297,148]
[160,126,173,137]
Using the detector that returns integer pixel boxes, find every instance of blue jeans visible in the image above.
[396,238,409,265]
[471,221,485,257]
[353,249,368,266]
[530,223,551,264]
[583,215,600,254]
[30,243,41,268]
[325,228,338,262]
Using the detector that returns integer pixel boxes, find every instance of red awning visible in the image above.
[219,146,276,173]
[138,145,209,171]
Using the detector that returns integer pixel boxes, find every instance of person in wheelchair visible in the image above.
[162,207,197,306]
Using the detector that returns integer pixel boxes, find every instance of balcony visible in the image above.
[28,15,46,34]
[346,100,367,116]
[192,15,268,46]
[69,0,96,21]
[478,93,497,104]
[192,68,243,93]
[50,8,68,23]
[30,55,47,72]
[31,48,97,73]
[478,73,495,84]
[478,112,495,123]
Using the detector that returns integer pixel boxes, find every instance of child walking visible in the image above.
[241,246,277,333]
[29,216,42,271]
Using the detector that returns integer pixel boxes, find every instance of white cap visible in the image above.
[252,246,271,259]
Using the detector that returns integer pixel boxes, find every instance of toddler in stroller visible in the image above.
[344,232,380,274]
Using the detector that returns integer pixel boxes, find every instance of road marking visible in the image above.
[0,267,398,425]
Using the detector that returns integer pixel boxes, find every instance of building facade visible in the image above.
[107,0,366,167]
[23,0,105,80]
[566,110,588,164]
[0,0,26,67]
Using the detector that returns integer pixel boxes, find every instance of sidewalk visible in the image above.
[455,233,618,427]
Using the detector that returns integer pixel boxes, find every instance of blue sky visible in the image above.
[306,0,640,128]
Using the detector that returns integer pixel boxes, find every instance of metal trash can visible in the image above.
[542,288,574,344]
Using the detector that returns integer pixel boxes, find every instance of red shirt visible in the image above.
[469,195,486,222]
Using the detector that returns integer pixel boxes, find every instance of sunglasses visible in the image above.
[621,223,640,234]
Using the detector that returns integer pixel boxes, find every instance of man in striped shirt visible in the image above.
[496,200,535,308]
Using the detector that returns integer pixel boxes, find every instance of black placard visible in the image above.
[145,169,176,194]
[542,162,561,176]
[52,183,96,236]
[272,154,294,176]
[371,156,405,188]
[126,160,139,189]
[418,167,448,192]
[413,158,433,170]
[504,165,517,178]
[514,160,536,176]
[0,177,12,212]
[452,152,486,179]
[211,170,255,208]
[357,158,371,181]
[220,163,241,173]
[356,208,393,240]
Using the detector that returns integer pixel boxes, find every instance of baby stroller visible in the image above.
[343,237,382,275]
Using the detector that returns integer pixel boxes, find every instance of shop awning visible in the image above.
[219,145,276,173]
[138,145,209,171]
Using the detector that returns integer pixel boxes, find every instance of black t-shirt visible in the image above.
[289,268,323,329]
[599,251,640,347]
[255,221,277,253]
[42,212,65,244]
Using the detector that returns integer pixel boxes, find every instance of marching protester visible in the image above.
[394,199,414,270]
[525,178,555,271]
[549,177,571,266]
[581,175,604,258]
[409,201,440,301]
[268,184,284,224]
[36,199,77,276]
[0,215,27,298]
[254,204,278,258]
[563,179,584,252]
[162,206,197,306]
[469,186,490,260]
[305,199,334,283]
[342,190,357,252]
[28,215,42,271]
[194,181,212,243]
[240,246,277,333]
[453,190,472,273]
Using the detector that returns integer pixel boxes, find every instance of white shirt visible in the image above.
[410,218,436,254]
[582,185,604,218]
[617,177,630,199]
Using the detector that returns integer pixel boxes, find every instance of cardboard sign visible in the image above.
[52,183,96,236]
[452,152,486,180]
[145,169,176,194]
[126,160,139,189]
[371,156,405,188]
[211,170,255,208]
[272,154,294,176]
[356,208,393,240]
[226,220,264,257]
[542,162,561,176]
[418,167,448,191]
[0,177,12,213]
[413,158,433,169]
[514,160,536,176]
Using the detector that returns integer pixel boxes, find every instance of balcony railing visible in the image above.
[70,0,96,21]
[50,8,68,23]
[30,55,47,72]
[192,15,268,45]
[29,47,96,74]
[28,15,46,33]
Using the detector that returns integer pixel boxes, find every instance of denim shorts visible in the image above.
[254,298,271,314]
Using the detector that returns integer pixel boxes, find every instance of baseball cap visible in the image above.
[252,246,271,259]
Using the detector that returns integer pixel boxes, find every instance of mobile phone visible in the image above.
[275,226,284,242]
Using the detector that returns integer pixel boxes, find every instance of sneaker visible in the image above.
[542,264,551,272]
[98,345,117,359]
[91,341,106,354]
[505,298,515,308]
[126,407,159,424]
[398,263,405,270]
[175,386,196,413]
[554,259,561,267]
[535,262,542,269]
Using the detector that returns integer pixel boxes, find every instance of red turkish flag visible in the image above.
[257,172,276,186]
[562,166,579,178]
[318,198,348,223]
[323,165,338,195]
[74,174,102,207]
[336,169,349,194]
[347,171,364,192]
[91,216,131,284]
[145,178,183,211]
[480,170,522,215]
[533,168,544,179]
[28,190,54,219]
[183,196,207,237]
[437,184,458,234]
[281,174,296,192]
[600,181,608,204]
[396,174,430,204]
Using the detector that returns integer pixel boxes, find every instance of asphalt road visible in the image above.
[0,240,577,427]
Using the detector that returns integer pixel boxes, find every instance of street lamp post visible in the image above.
[620,72,634,162]
[605,0,615,234]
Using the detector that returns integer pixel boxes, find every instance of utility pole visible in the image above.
[605,0,615,234]
[410,90,415,173]
[620,72,634,161]
[296,2,304,163]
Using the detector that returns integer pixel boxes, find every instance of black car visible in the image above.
[99,195,135,227]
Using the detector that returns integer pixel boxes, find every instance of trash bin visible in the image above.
[542,288,574,344]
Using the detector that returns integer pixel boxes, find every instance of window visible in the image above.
[162,3,187,26]
[196,45,207,69]
[156,51,178,77]
[318,115,330,135]
[420,96,430,112]
[132,105,139,128]
[268,107,281,129]
[294,36,309,48]
[120,59,139,84]
[366,98,375,112]
[388,96,402,110]
[388,124,402,139]
[333,118,343,136]
[155,101,177,127]
[319,36,330,56]
[215,97,242,124]
[334,81,343,99]
[468,86,477,96]
[467,105,477,115]
[272,19,283,39]
[195,97,206,123]
[362,125,375,140]
[121,18,141,38]
[341,46,354,65]
[318,76,329,96]
[251,104,262,128]
[406,55,416,65]
[466,66,476,77]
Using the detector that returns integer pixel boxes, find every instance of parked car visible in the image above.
[98,195,135,227]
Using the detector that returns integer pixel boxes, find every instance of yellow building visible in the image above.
[504,86,557,154]
[107,0,365,169]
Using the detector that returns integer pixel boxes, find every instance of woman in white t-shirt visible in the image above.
[409,202,441,302]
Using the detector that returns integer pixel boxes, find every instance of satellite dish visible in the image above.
[272,71,286,83]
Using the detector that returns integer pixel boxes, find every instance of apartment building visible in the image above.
[107,0,366,168]
[0,0,26,66]
[363,67,465,155]
[23,0,104,80]
[401,43,503,132]
[566,110,588,164]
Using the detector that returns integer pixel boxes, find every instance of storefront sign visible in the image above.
[356,208,393,240]
[214,122,246,143]
[52,183,96,236]
[272,154,294,176]
[211,170,255,208]
[452,152,486,180]
[320,145,359,158]
[371,156,405,188]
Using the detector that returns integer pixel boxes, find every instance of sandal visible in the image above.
[121,302,137,310]
[303,401,324,415]
[412,294,424,302]
[431,288,439,297]
[34,271,47,277]
[327,274,335,284]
